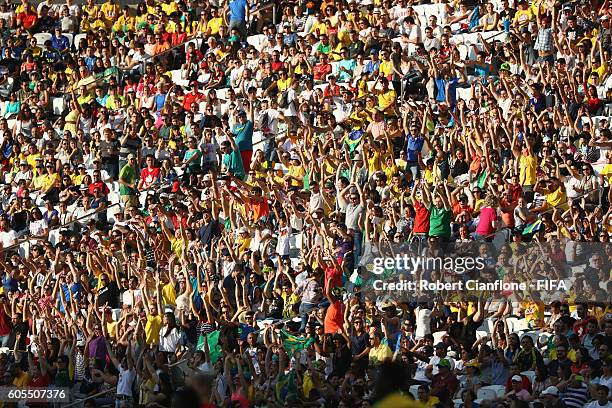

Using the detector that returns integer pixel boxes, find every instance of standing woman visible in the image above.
[182,137,202,185]
[159,312,181,354]
[65,89,83,140]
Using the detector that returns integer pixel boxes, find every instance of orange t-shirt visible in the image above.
[324,300,345,334]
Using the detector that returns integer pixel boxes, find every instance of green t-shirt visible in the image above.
[118,164,136,196]
[184,148,202,172]
[222,149,245,180]
[428,204,451,238]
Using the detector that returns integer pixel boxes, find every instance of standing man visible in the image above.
[118,153,138,209]
[231,108,254,173]
[225,0,249,39]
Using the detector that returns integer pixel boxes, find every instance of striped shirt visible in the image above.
[561,383,588,408]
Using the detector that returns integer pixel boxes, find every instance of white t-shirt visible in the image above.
[122,289,142,307]
[0,230,17,248]
[415,306,432,338]
[283,88,298,117]
[29,219,48,237]
[117,367,136,397]
[429,355,457,375]
[159,326,181,353]
[585,401,612,408]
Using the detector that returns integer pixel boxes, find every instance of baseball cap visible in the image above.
[437,359,451,368]
[511,375,522,382]
[434,342,447,349]
[127,153,136,160]
[601,15,610,21]
[541,386,559,397]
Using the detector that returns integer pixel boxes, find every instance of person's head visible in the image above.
[434,342,447,357]
[511,375,523,391]
[417,385,430,402]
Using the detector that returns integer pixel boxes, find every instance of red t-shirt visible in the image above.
[271,60,283,71]
[413,202,430,234]
[0,309,11,336]
[313,63,332,81]
[140,167,160,189]
[88,181,110,196]
[183,91,205,111]
[30,373,50,388]
[325,267,342,292]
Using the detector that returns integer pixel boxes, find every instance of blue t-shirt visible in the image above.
[406,134,424,162]
[364,60,380,75]
[154,93,167,112]
[2,273,16,293]
[229,0,247,22]
[435,77,458,105]
[232,120,254,151]
[474,63,491,77]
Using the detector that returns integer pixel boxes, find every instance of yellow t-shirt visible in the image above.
[546,186,568,210]
[288,164,305,187]
[521,301,544,328]
[161,1,177,15]
[237,236,251,254]
[282,293,300,318]
[170,237,187,258]
[106,321,117,338]
[112,15,135,32]
[26,153,41,169]
[378,89,397,111]
[145,314,163,345]
[591,62,608,83]
[13,372,31,387]
[423,396,441,408]
[367,151,381,174]
[369,343,393,364]
[206,17,223,35]
[277,77,293,92]
[519,153,537,186]
[379,60,393,79]
[600,163,612,184]
[513,9,533,26]
[100,1,119,19]
[162,282,176,307]
[41,173,60,191]
[310,21,327,35]
[82,4,99,19]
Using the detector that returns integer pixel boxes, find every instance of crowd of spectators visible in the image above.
[0,0,609,406]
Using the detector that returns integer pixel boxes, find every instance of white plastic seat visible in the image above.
[52,97,66,115]
[505,317,519,333]
[476,330,489,340]
[246,34,267,52]
[63,33,74,48]
[476,387,497,403]
[521,370,536,383]
[480,384,506,398]
[73,33,88,51]
[34,33,52,46]
[520,332,538,345]
[433,331,448,344]
[513,319,530,332]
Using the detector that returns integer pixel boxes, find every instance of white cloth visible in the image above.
[117,367,136,397]
[415,306,432,338]
[159,326,181,353]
